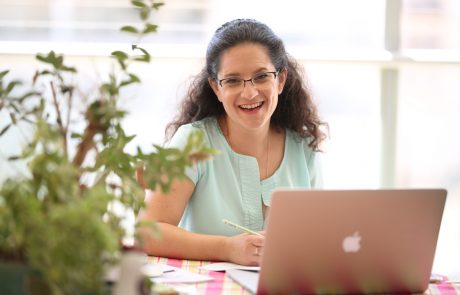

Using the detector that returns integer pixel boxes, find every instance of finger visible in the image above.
[254,245,260,256]
[250,236,265,247]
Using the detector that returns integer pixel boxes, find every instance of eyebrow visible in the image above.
[221,67,270,78]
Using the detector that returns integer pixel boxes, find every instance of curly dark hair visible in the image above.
[165,19,327,151]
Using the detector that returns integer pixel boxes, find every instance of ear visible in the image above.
[208,78,222,102]
[277,68,288,94]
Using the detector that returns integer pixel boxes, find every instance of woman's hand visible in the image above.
[225,233,265,266]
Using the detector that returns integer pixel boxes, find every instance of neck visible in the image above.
[219,116,270,157]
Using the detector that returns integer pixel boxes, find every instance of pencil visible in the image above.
[222,219,264,237]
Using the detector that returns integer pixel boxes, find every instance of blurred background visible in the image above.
[1,0,459,277]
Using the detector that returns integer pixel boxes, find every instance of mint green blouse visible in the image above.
[167,117,322,236]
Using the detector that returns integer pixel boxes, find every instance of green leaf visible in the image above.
[140,7,150,20]
[129,73,140,83]
[143,23,158,34]
[5,80,22,95]
[55,55,64,69]
[152,2,165,9]
[36,51,61,68]
[0,70,9,80]
[131,0,146,8]
[115,110,127,119]
[17,91,39,103]
[119,80,133,88]
[100,83,119,97]
[134,46,149,56]
[39,70,52,75]
[60,85,74,94]
[111,51,129,70]
[36,52,51,63]
[7,155,21,161]
[61,66,77,73]
[133,46,151,63]
[119,74,141,87]
[120,26,139,34]
[134,55,151,62]
[111,51,129,61]
[9,102,20,113]
[0,124,11,136]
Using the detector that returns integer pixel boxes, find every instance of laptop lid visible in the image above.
[257,189,447,294]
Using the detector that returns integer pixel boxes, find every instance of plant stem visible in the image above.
[50,81,68,157]
[72,125,96,168]
[66,89,73,138]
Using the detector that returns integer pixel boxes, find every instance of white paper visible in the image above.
[105,263,177,281]
[143,263,175,277]
[152,265,213,284]
[154,283,198,294]
[226,269,259,293]
[199,262,260,272]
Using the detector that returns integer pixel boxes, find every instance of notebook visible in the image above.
[229,189,447,294]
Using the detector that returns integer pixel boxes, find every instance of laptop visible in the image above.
[228,189,447,294]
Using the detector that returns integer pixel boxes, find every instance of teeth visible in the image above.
[240,102,263,109]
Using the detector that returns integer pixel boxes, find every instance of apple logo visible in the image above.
[342,231,362,253]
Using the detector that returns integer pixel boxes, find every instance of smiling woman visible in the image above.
[137,18,327,266]
[209,43,286,135]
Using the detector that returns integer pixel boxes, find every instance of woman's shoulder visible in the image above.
[190,116,217,130]
[169,117,217,148]
[173,117,213,134]
[285,129,323,187]
[285,129,314,149]
[285,129,319,161]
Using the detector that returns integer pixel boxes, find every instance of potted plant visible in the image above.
[0,1,214,294]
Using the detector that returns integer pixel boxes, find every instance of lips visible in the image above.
[239,101,264,111]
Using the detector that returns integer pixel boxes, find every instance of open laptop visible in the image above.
[228,189,447,294]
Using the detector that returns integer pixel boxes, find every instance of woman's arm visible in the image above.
[137,179,264,265]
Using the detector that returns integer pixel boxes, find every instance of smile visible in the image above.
[239,101,264,110]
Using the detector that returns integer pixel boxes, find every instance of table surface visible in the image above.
[150,257,460,294]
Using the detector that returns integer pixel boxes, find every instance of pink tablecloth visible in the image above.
[150,257,459,295]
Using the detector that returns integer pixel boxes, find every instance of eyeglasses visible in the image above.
[217,71,278,93]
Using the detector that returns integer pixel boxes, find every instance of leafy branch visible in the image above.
[0,1,218,294]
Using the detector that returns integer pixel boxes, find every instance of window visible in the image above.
[401,0,460,49]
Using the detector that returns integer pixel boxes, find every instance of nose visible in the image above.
[241,79,258,99]
[242,78,255,88]
[241,79,259,99]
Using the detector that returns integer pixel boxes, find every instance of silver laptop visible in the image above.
[229,189,447,294]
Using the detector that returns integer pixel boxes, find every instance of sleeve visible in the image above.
[166,124,201,185]
[304,142,324,189]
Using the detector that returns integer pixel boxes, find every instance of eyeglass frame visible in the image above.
[216,70,279,90]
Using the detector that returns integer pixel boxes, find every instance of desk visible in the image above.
[150,257,460,295]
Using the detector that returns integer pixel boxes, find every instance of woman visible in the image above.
[139,19,327,266]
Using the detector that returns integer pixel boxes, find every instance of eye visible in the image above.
[253,73,270,82]
[222,78,242,86]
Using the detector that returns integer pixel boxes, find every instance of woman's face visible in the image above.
[209,42,287,132]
